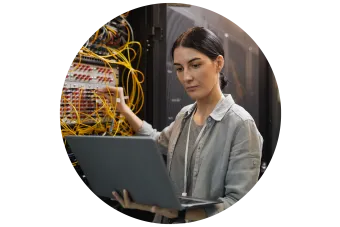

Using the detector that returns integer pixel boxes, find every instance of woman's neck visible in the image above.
[194,85,223,125]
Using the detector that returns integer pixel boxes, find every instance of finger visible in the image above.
[103,94,118,102]
[151,206,156,213]
[97,94,120,106]
[112,191,125,208]
[96,90,117,98]
[123,189,131,207]
[96,86,119,93]
[95,89,107,94]
[121,190,152,211]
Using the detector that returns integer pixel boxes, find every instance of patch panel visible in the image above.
[64,63,119,86]
[58,81,118,124]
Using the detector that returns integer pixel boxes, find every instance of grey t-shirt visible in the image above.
[170,117,204,197]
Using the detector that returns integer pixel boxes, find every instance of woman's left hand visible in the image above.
[112,189,179,219]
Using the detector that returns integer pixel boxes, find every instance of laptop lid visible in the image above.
[65,135,184,210]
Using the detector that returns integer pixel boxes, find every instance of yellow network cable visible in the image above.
[122,11,130,18]
[61,16,145,138]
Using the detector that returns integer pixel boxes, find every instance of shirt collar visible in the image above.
[184,94,235,121]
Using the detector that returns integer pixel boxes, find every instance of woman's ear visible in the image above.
[215,55,224,72]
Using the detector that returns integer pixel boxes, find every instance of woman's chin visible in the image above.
[187,91,202,100]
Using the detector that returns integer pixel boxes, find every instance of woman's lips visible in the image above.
[186,85,199,91]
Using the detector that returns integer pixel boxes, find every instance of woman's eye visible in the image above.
[176,68,183,72]
[192,64,200,68]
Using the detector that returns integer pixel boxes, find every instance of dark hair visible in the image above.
[171,27,228,89]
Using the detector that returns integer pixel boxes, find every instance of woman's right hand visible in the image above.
[96,86,129,114]
[112,190,179,219]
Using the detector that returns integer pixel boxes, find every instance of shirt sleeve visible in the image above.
[134,120,176,154]
[134,105,189,151]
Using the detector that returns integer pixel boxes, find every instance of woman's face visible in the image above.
[173,46,223,100]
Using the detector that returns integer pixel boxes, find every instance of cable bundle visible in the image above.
[61,13,144,138]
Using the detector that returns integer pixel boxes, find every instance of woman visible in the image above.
[97,27,263,223]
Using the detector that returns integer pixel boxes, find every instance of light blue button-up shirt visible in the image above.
[136,94,263,222]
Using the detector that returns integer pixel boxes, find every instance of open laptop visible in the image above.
[65,135,220,210]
